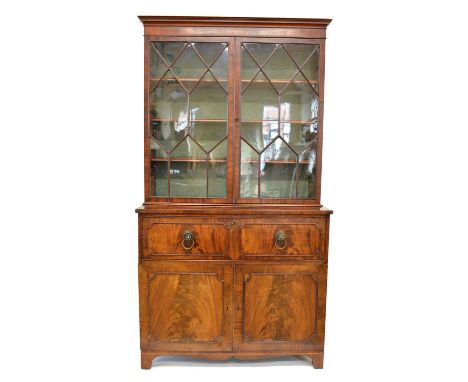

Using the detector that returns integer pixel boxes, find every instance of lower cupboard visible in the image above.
[138,261,327,367]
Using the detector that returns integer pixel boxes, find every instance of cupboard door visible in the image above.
[139,262,232,351]
[237,39,322,203]
[234,263,326,351]
[147,38,234,202]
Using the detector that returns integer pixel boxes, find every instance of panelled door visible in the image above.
[139,261,233,352]
[234,263,327,351]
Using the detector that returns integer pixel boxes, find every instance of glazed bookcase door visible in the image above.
[236,38,324,204]
[234,263,327,351]
[146,37,234,202]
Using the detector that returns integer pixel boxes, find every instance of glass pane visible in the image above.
[259,163,296,198]
[192,42,226,66]
[149,138,168,159]
[285,44,319,82]
[260,139,297,198]
[171,136,206,159]
[280,72,318,122]
[150,42,185,78]
[262,137,296,162]
[150,161,169,196]
[171,44,206,91]
[190,72,227,121]
[149,71,188,121]
[240,140,258,198]
[208,162,227,197]
[281,122,318,154]
[298,144,317,198]
[262,45,298,92]
[191,121,226,152]
[243,43,278,67]
[150,120,188,152]
[240,121,280,153]
[241,47,259,89]
[170,161,207,197]
[209,46,228,91]
[209,139,228,160]
[241,72,278,122]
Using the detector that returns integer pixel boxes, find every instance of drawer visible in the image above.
[238,218,327,260]
[141,218,232,259]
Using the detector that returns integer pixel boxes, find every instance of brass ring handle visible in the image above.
[182,230,195,250]
[274,231,287,250]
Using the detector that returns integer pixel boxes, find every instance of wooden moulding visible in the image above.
[141,351,324,369]
[138,16,332,29]
[135,204,333,216]
[138,16,332,39]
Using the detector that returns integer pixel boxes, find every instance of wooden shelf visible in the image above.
[241,120,316,124]
[150,77,227,82]
[150,77,318,84]
[242,78,319,84]
[242,159,312,164]
[151,158,227,163]
[151,118,227,123]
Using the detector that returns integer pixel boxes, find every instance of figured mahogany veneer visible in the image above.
[142,218,232,259]
[136,16,332,370]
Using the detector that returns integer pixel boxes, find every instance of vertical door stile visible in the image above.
[232,37,241,202]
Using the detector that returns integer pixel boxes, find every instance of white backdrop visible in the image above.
[1,1,468,381]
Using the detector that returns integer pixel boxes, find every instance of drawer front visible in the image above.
[141,218,232,259]
[238,218,327,260]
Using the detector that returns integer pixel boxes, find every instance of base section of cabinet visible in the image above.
[140,350,324,369]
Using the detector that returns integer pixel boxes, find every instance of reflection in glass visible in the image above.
[150,72,188,121]
[190,72,227,121]
[241,121,280,153]
[262,137,296,162]
[243,43,278,67]
[151,120,188,152]
[149,41,228,198]
[240,141,258,198]
[191,122,227,152]
[241,72,278,122]
[284,44,319,82]
[171,136,206,159]
[150,161,168,197]
[192,43,226,66]
[170,161,207,197]
[150,139,168,159]
[206,46,228,91]
[280,73,318,122]
[260,161,296,198]
[281,122,318,154]
[150,42,185,77]
[241,48,259,88]
[209,139,228,160]
[262,45,298,91]
[170,44,207,90]
[208,162,227,197]
[260,139,296,198]
[240,42,320,199]
[298,144,317,198]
